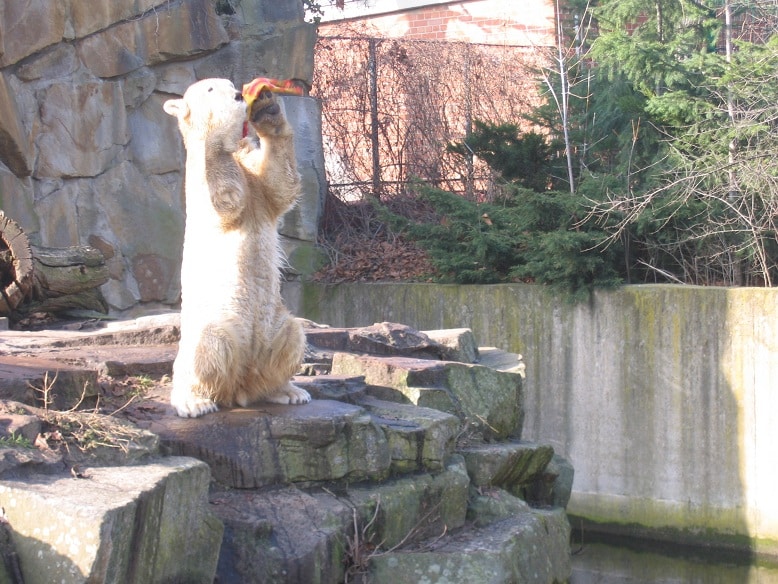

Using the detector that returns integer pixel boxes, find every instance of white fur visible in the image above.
[164,78,310,418]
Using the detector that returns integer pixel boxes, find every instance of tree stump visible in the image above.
[0,213,33,314]
[0,212,109,317]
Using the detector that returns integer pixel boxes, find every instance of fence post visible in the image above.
[368,37,382,199]
[463,44,474,200]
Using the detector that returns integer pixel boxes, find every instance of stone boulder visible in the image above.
[149,399,393,488]
[367,508,571,584]
[459,441,554,498]
[0,457,222,584]
[331,352,524,440]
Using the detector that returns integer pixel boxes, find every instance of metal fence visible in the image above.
[313,34,549,202]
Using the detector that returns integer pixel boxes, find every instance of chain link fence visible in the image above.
[313,32,549,204]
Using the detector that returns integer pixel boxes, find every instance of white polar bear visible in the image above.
[163,78,310,418]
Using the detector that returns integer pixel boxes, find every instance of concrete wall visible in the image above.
[288,282,778,555]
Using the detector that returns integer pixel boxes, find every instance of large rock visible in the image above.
[76,0,229,78]
[331,352,524,440]
[0,72,32,177]
[356,395,460,473]
[345,457,471,549]
[0,457,223,584]
[0,1,66,67]
[148,399,392,488]
[459,441,555,499]
[368,508,571,584]
[36,81,129,178]
[213,487,351,584]
[424,327,480,363]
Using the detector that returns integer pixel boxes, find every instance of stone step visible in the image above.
[210,458,471,584]
[0,457,222,584]
[331,352,524,440]
[147,399,393,488]
[344,457,470,549]
[423,327,480,363]
[458,440,573,508]
[354,395,460,474]
[477,346,526,376]
[459,440,554,497]
[212,486,352,584]
[367,507,572,584]
[0,355,98,409]
[305,322,448,359]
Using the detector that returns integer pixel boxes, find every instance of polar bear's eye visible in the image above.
[207,87,213,92]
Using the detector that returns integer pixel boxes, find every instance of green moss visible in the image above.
[570,513,760,558]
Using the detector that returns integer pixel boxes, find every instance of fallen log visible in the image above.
[0,212,108,317]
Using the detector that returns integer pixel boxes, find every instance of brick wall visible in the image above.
[321,0,556,47]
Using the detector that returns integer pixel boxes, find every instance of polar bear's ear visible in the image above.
[163,98,189,121]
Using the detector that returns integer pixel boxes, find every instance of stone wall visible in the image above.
[0,0,324,313]
[288,281,778,556]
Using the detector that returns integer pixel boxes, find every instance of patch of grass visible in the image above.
[0,432,34,449]
[26,370,154,458]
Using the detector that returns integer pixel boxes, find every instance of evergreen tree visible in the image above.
[588,0,778,284]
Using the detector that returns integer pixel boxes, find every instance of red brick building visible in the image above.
[314,0,557,200]
[319,0,555,45]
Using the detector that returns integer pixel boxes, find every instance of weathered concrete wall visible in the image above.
[288,282,778,556]
[0,0,324,313]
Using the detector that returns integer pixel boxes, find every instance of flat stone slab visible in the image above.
[146,399,392,488]
[478,347,526,376]
[0,457,222,584]
[0,355,98,408]
[368,508,571,584]
[0,313,180,353]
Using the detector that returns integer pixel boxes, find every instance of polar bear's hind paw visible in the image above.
[265,383,311,405]
[172,395,219,418]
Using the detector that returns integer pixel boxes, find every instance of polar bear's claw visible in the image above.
[173,395,219,418]
[265,383,311,406]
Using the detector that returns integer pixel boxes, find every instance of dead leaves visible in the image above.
[314,234,436,283]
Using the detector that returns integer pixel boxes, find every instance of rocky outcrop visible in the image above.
[0,316,573,583]
[0,0,325,314]
[0,457,223,584]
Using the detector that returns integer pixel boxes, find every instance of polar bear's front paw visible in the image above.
[249,90,285,133]
[265,383,311,405]
[172,394,219,418]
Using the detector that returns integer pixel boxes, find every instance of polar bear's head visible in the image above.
[163,78,247,152]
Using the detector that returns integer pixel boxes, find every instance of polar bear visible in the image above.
[163,78,310,418]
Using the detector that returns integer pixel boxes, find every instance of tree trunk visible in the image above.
[0,212,109,317]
